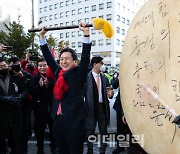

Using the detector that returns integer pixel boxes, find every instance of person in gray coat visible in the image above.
[85,56,114,154]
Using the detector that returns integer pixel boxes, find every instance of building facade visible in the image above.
[38,0,147,67]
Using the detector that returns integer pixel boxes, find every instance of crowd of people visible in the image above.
[0,23,146,154]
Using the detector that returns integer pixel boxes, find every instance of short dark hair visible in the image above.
[59,48,77,61]
[37,57,46,64]
[8,56,20,64]
[91,56,103,67]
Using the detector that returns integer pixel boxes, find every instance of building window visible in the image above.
[40,0,42,3]
[72,10,75,16]
[60,23,63,26]
[122,29,125,35]
[40,8,43,13]
[72,42,76,48]
[55,24,58,27]
[127,20,130,25]
[44,6,47,12]
[122,40,124,46]
[49,15,53,20]
[60,2,63,8]
[107,14,112,21]
[91,40,96,46]
[117,3,120,9]
[117,27,120,33]
[66,22,69,26]
[99,3,104,10]
[78,8,82,14]
[92,5,96,11]
[72,31,76,37]
[54,14,58,19]
[78,19,82,24]
[116,39,120,45]
[66,0,69,6]
[78,0,82,3]
[78,31,82,36]
[60,33,63,39]
[85,18,89,23]
[91,29,96,35]
[106,39,111,45]
[49,5,53,10]
[98,39,103,46]
[117,15,120,21]
[60,12,63,18]
[78,42,82,47]
[107,2,112,8]
[54,3,58,9]
[99,15,103,19]
[122,17,125,23]
[49,25,53,27]
[66,11,70,17]
[85,7,89,13]
[44,0,47,2]
[72,0,75,5]
[66,32,69,38]
[44,16,47,21]
[72,20,76,25]
[39,17,43,23]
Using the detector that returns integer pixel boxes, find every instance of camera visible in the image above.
[4,46,13,51]
[29,52,39,61]
[11,64,21,72]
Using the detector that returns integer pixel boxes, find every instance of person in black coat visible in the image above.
[29,58,56,154]
[0,57,28,154]
[38,23,91,154]
[85,56,114,154]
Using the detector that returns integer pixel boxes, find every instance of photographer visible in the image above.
[0,57,28,154]
[8,56,31,153]
[21,51,38,77]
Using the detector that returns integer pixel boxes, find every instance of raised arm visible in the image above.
[39,28,59,74]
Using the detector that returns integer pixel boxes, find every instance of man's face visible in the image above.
[38,61,47,74]
[0,61,7,70]
[93,61,103,72]
[59,52,77,71]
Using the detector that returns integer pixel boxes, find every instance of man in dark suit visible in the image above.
[29,58,56,154]
[39,23,91,154]
[0,57,28,154]
[85,56,114,154]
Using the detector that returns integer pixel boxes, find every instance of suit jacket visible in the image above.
[85,72,110,129]
[40,43,91,121]
[29,74,54,122]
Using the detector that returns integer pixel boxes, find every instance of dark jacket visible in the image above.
[112,78,124,117]
[0,73,27,138]
[85,72,110,129]
[29,74,54,121]
[40,43,91,121]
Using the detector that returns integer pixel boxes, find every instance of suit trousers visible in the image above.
[53,115,85,154]
[86,114,107,153]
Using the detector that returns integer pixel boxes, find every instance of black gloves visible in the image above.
[172,115,180,128]
[0,96,21,107]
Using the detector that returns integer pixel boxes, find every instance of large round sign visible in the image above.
[120,0,180,153]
